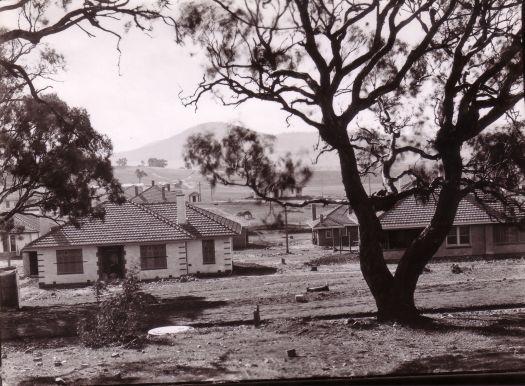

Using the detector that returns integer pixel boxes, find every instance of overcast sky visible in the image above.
[27,20,313,153]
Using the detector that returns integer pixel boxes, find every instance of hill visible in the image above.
[113,122,340,170]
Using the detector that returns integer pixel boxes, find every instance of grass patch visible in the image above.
[307,252,359,266]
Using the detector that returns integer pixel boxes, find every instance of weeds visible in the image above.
[78,270,148,348]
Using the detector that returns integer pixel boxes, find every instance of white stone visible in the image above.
[147,326,194,336]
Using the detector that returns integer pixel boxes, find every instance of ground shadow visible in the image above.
[393,348,525,375]
[410,312,525,339]
[232,262,278,276]
[146,295,228,326]
[2,295,228,340]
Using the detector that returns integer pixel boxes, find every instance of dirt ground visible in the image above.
[1,235,525,384]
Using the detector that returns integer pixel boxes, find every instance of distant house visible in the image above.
[188,191,201,203]
[310,204,359,250]
[22,193,241,287]
[0,214,56,269]
[309,195,525,260]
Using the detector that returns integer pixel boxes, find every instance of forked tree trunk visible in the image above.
[337,140,464,322]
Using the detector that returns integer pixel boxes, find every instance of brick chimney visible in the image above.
[319,214,324,223]
[134,186,139,197]
[176,191,187,224]
[161,186,166,201]
[311,204,317,220]
[151,180,155,186]
[166,184,171,191]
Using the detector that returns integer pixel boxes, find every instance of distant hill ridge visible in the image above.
[112,122,340,170]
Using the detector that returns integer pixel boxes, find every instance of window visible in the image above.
[446,226,470,247]
[140,244,167,270]
[326,230,332,239]
[202,240,216,264]
[9,235,16,252]
[494,224,525,244]
[56,249,83,275]
[383,228,424,250]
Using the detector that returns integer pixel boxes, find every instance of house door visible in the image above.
[28,251,38,276]
[97,246,125,281]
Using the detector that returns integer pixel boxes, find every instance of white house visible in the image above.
[22,192,241,287]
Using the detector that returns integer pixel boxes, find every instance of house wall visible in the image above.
[26,238,234,286]
[314,227,358,248]
[383,224,525,261]
[32,246,100,286]
[232,229,248,250]
[186,237,232,274]
[124,242,187,280]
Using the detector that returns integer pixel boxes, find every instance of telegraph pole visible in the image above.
[284,204,289,254]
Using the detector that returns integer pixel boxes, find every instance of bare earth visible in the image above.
[1,233,525,384]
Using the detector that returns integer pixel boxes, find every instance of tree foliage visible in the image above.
[0,94,124,225]
[179,0,524,321]
[135,168,147,183]
[147,157,168,168]
[116,157,128,167]
[184,125,312,198]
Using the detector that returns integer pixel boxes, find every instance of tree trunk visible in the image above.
[337,149,395,315]
[382,142,464,322]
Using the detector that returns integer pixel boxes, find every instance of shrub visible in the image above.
[78,271,148,348]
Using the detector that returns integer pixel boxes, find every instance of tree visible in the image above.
[0,1,176,103]
[147,158,168,168]
[135,169,147,184]
[180,1,523,321]
[116,158,128,167]
[0,94,124,225]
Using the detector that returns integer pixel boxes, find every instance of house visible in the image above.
[21,192,241,287]
[194,205,251,249]
[379,193,525,260]
[1,214,56,264]
[309,204,359,250]
[309,194,525,260]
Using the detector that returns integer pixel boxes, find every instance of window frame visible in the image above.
[326,229,333,239]
[446,225,471,247]
[202,239,216,265]
[56,249,84,275]
[140,244,168,270]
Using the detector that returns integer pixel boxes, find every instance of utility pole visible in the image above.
[284,204,289,254]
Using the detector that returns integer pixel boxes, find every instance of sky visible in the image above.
[19,16,314,153]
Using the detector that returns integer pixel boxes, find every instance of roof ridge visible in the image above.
[188,203,242,234]
[128,200,194,238]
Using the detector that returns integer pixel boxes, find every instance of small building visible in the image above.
[310,204,359,250]
[188,191,201,203]
[22,193,241,287]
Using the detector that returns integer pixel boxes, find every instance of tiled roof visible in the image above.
[13,214,40,233]
[143,202,241,237]
[311,205,358,229]
[130,185,180,203]
[23,200,240,249]
[379,194,497,229]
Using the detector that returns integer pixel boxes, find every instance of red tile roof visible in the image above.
[311,205,359,229]
[23,200,240,249]
[379,194,497,229]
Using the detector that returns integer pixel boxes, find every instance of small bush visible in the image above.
[78,271,148,348]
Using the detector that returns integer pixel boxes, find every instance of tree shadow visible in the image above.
[393,348,525,375]
[408,312,525,339]
[2,295,228,340]
[145,295,228,326]
[232,262,278,276]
